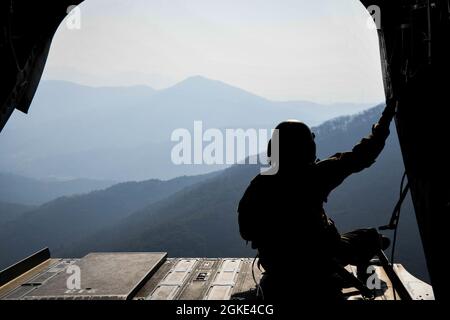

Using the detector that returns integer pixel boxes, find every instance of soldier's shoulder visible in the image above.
[248,173,273,187]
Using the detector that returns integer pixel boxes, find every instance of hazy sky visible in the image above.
[43,0,385,104]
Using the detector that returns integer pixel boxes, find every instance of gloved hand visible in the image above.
[382,99,398,119]
[373,100,398,136]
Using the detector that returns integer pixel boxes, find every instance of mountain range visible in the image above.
[0,172,115,205]
[0,172,216,269]
[0,77,373,181]
[0,105,429,282]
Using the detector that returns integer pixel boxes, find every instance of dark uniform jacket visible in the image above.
[238,106,395,279]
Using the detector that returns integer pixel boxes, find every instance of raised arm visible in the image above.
[317,101,397,198]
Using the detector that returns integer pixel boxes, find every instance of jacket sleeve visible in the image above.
[316,102,397,198]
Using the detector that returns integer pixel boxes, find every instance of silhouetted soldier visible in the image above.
[238,102,396,300]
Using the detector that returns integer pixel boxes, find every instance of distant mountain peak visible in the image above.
[160,75,269,103]
[171,75,235,89]
[182,75,212,82]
